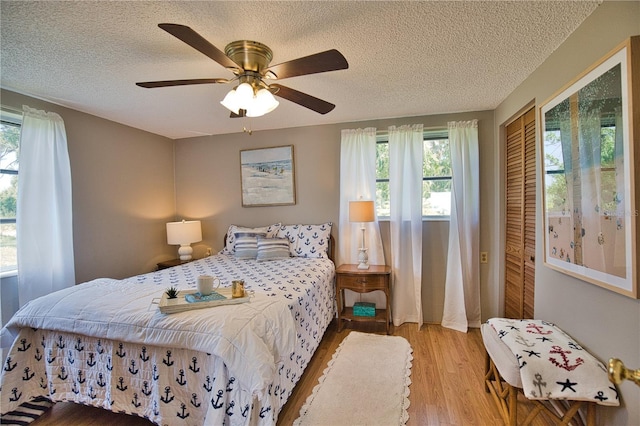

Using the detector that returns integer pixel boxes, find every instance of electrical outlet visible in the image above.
[480,251,488,264]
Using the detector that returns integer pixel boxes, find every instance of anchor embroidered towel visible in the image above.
[487,318,619,405]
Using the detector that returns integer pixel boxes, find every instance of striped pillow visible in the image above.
[256,236,290,261]
[233,232,266,259]
[220,223,281,255]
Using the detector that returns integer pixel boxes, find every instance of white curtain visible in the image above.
[441,120,480,332]
[388,124,423,328]
[17,106,75,306]
[338,128,385,307]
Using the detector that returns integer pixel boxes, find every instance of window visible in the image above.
[376,129,451,218]
[1,110,21,274]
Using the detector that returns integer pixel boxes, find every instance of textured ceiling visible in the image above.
[1,1,600,139]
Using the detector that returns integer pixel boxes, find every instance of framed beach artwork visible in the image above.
[539,36,639,298]
[240,145,296,207]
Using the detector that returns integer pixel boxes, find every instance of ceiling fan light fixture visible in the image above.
[235,82,254,103]
[221,82,255,115]
[247,88,279,117]
[222,82,279,118]
[220,88,241,114]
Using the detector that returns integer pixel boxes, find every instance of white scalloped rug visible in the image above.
[294,331,413,426]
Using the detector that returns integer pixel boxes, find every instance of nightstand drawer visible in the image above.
[338,274,386,290]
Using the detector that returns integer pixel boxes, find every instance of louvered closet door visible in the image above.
[504,107,536,319]
[522,108,536,319]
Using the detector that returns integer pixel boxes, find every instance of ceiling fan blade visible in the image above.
[265,49,348,80]
[136,78,229,88]
[270,84,335,114]
[158,23,241,71]
[230,109,247,118]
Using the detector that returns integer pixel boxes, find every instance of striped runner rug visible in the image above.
[1,397,53,425]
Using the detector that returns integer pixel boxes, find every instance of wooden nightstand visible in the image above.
[157,258,193,270]
[335,264,392,334]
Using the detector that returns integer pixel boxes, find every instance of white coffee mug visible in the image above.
[197,275,220,295]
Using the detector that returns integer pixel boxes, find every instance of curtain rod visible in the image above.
[376,125,447,136]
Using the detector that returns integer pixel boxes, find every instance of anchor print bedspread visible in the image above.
[1,255,336,425]
[487,318,619,405]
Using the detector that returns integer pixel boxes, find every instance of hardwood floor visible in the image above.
[29,322,554,425]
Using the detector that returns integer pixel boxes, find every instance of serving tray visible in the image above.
[158,288,251,314]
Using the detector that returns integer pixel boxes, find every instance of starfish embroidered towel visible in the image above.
[487,318,619,405]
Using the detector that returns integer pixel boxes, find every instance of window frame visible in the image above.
[375,129,451,221]
[0,109,22,276]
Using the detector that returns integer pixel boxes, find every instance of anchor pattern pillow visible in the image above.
[276,222,332,258]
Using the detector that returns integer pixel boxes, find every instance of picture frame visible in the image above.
[539,36,639,298]
[240,145,296,207]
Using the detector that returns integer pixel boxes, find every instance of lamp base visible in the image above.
[357,248,369,270]
[178,244,193,261]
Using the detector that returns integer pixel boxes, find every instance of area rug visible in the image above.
[294,331,413,426]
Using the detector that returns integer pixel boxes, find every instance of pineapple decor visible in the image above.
[165,286,179,299]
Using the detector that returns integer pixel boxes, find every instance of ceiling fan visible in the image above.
[136,23,349,118]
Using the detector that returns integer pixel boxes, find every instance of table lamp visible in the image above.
[166,220,202,261]
[349,200,375,269]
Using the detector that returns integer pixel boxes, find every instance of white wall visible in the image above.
[495,2,640,424]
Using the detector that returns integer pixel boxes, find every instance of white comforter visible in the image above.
[3,277,296,400]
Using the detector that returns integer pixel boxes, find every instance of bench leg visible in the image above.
[485,355,517,425]
[586,402,596,426]
[507,385,517,426]
[484,351,491,393]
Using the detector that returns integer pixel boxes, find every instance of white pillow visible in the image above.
[220,223,280,255]
[276,222,332,258]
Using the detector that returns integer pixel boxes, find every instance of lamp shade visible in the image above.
[220,89,241,114]
[235,82,254,104]
[166,220,202,245]
[349,200,375,223]
[247,88,279,117]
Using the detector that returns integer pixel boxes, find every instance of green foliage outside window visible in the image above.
[376,136,451,218]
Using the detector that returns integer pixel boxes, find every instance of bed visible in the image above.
[1,222,335,425]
